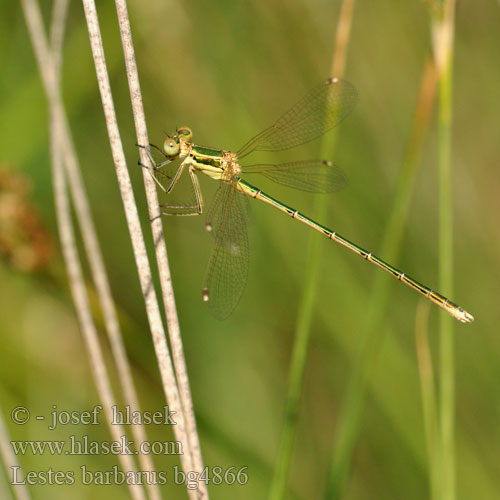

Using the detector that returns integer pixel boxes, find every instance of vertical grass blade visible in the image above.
[324,55,439,499]
[432,1,457,498]
[268,2,356,499]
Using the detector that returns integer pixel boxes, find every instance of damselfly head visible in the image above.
[163,126,192,158]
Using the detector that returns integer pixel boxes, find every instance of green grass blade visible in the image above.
[436,17,456,500]
[430,0,457,498]
[268,225,324,500]
[325,56,439,499]
[268,2,356,498]
[269,116,341,500]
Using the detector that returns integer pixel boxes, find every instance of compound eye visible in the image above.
[163,138,180,157]
[177,126,192,142]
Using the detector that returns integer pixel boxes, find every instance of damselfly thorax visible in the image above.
[190,146,241,183]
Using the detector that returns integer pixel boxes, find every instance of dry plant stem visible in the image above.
[49,0,69,78]
[0,411,31,500]
[59,114,163,500]
[49,109,146,500]
[51,5,161,489]
[22,1,162,498]
[331,0,356,77]
[80,0,199,494]
[50,19,162,499]
[268,2,356,500]
[23,3,149,499]
[113,2,207,496]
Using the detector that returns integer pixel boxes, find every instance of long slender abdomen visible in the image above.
[236,178,474,323]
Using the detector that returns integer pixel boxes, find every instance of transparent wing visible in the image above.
[237,78,358,158]
[242,159,347,193]
[203,182,250,320]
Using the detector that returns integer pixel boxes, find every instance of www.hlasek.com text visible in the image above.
[11,435,182,456]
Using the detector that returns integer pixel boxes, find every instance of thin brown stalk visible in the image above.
[0,411,31,500]
[49,3,161,497]
[49,0,69,78]
[51,5,162,495]
[113,2,207,497]
[80,1,200,497]
[331,0,356,77]
[23,6,150,500]
[23,0,164,497]
[49,106,147,500]
[60,113,163,500]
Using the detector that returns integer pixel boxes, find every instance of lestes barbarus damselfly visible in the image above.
[139,78,474,323]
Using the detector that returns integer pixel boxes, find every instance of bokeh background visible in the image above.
[1,1,499,499]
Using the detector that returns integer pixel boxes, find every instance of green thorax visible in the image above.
[191,144,225,168]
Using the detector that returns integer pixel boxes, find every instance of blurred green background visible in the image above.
[1,0,499,499]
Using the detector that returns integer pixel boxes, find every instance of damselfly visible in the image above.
[139,78,473,323]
